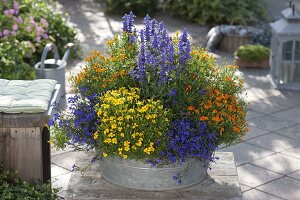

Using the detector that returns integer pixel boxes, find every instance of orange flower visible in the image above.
[225,76,231,82]
[233,126,241,133]
[212,116,222,122]
[204,104,212,109]
[216,96,223,101]
[96,68,106,73]
[199,116,208,121]
[215,101,222,107]
[214,88,220,95]
[185,84,191,92]
[187,106,195,111]
[194,109,199,114]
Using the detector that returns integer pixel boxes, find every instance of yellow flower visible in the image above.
[108,133,115,137]
[138,105,148,113]
[123,155,128,159]
[128,108,135,113]
[48,139,54,145]
[104,138,112,143]
[111,124,117,129]
[120,132,125,137]
[112,138,118,144]
[103,152,108,157]
[93,131,99,140]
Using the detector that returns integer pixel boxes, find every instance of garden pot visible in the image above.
[235,56,269,68]
[99,157,208,191]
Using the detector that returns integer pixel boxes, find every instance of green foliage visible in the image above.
[163,0,268,25]
[234,44,270,61]
[0,0,79,80]
[0,163,58,200]
[105,0,159,16]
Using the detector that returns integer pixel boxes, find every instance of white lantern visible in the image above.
[270,4,300,89]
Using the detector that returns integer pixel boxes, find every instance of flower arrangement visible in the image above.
[50,12,247,178]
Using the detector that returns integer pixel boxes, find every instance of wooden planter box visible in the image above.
[219,35,252,52]
[235,56,269,68]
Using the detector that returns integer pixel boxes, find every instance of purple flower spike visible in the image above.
[178,28,191,66]
[143,15,152,41]
[122,11,135,33]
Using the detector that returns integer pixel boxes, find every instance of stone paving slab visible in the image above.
[65,152,242,200]
[257,176,300,200]
[242,125,270,141]
[271,107,300,124]
[273,125,300,141]
[246,133,300,152]
[287,170,300,180]
[248,98,294,114]
[247,115,296,132]
[237,164,282,188]
[251,153,300,174]
[242,189,284,200]
[218,142,274,166]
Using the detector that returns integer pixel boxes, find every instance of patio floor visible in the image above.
[50,1,300,199]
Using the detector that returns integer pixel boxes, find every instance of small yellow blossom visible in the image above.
[103,152,108,157]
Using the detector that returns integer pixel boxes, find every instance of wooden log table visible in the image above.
[0,79,61,184]
[66,152,242,200]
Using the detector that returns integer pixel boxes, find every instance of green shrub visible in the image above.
[234,45,270,61]
[163,0,268,25]
[0,0,79,80]
[0,163,58,199]
[105,0,159,16]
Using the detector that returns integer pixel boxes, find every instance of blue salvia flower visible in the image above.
[178,28,191,66]
[122,11,135,33]
[135,29,146,82]
[143,15,152,41]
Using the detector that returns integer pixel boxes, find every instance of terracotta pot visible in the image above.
[235,56,269,68]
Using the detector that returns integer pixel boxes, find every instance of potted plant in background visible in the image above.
[234,44,270,68]
[49,12,248,190]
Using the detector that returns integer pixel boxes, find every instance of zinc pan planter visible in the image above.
[99,157,208,191]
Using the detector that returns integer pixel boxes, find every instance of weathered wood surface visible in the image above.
[0,127,50,183]
[66,152,242,200]
[0,113,49,128]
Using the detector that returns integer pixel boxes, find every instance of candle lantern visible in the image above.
[270,3,300,89]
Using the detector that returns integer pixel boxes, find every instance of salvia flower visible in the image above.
[178,28,191,66]
[122,11,135,33]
